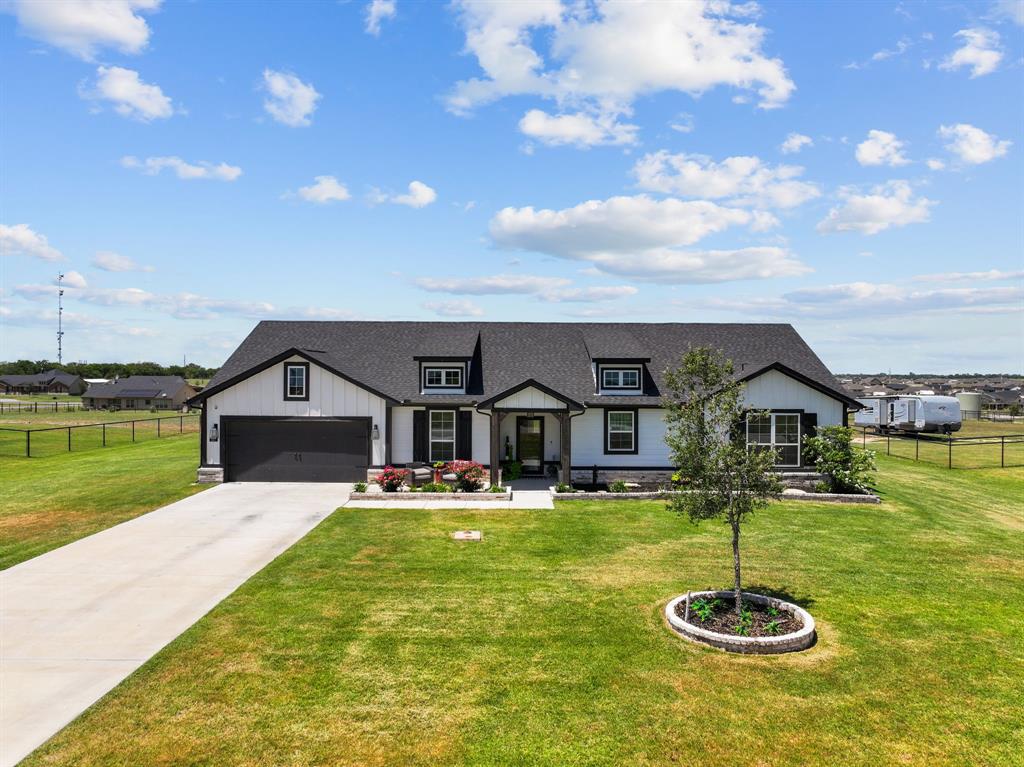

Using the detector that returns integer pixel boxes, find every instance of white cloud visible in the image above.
[780,132,812,154]
[0,223,64,261]
[121,155,242,181]
[372,180,437,208]
[261,69,320,127]
[415,274,570,295]
[3,0,160,60]
[817,180,934,235]
[990,0,1024,26]
[540,285,638,302]
[913,269,1023,282]
[447,1,794,147]
[81,65,173,121]
[489,195,807,283]
[669,112,695,134]
[365,0,396,36]
[295,175,351,203]
[422,300,484,317]
[704,282,1023,319]
[58,270,88,288]
[518,108,638,147]
[855,130,910,166]
[92,250,153,272]
[925,158,946,171]
[938,123,1011,164]
[940,28,1003,77]
[632,151,820,209]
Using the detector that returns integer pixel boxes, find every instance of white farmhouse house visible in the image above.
[189,321,860,485]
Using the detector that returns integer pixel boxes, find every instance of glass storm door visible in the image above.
[517,417,544,475]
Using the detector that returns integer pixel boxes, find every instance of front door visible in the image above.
[516,416,544,475]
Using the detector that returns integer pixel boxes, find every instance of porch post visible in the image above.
[559,411,571,484]
[489,410,500,486]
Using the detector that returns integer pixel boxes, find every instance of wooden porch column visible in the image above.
[559,411,572,484]
[489,410,501,486]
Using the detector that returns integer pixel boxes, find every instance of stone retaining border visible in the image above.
[553,489,880,504]
[349,490,511,502]
[665,591,816,654]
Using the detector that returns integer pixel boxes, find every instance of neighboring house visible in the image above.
[189,321,861,485]
[0,370,86,395]
[82,376,197,410]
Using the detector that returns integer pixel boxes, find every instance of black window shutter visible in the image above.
[457,410,473,460]
[800,412,818,465]
[413,410,427,463]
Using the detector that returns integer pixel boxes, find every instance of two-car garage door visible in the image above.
[222,417,370,482]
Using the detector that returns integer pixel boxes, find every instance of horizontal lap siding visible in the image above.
[571,408,669,466]
[206,355,387,466]
[742,370,844,426]
[388,406,490,466]
[499,412,561,465]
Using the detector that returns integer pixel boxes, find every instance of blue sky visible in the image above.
[1,0,1021,372]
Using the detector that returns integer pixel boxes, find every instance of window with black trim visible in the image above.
[429,410,456,461]
[746,412,800,467]
[605,410,637,453]
[284,363,309,400]
[601,367,641,390]
[423,366,463,389]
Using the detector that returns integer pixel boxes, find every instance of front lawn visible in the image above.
[0,434,205,569]
[23,454,1023,765]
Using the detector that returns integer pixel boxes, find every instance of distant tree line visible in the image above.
[0,360,219,379]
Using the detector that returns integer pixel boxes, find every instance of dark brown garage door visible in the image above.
[223,417,370,482]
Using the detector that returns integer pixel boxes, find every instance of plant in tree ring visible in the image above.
[665,591,816,654]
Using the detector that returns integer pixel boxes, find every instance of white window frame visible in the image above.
[746,412,800,467]
[423,366,463,390]
[285,364,308,400]
[606,410,636,453]
[429,410,456,462]
[600,366,641,391]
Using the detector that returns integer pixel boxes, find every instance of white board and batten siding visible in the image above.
[742,369,844,426]
[494,386,565,410]
[205,356,388,466]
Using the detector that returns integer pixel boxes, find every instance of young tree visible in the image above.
[663,347,781,616]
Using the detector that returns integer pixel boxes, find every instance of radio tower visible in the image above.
[57,273,65,365]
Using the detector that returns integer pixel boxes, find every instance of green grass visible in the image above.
[0,434,204,569]
[23,455,1023,766]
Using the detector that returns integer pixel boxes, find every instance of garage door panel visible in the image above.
[223,418,368,482]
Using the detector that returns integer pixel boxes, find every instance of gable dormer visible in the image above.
[592,357,652,396]
[417,358,468,395]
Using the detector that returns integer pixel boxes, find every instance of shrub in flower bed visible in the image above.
[417,482,453,493]
[375,466,408,492]
[445,460,487,492]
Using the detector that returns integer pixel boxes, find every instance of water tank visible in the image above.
[956,392,982,418]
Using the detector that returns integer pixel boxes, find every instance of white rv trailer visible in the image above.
[855,395,962,434]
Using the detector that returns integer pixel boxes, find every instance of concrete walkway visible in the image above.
[343,489,554,510]
[0,482,350,767]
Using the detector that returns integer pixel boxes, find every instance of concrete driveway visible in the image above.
[0,482,351,767]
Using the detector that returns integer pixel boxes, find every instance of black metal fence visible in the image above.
[857,427,1024,469]
[0,401,85,414]
[959,410,1023,423]
[0,414,201,458]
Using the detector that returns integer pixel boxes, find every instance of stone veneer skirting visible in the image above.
[196,467,224,484]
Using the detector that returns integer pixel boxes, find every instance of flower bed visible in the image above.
[349,487,510,502]
[664,591,816,654]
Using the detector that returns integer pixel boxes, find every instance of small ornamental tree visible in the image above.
[663,347,782,616]
[803,425,876,493]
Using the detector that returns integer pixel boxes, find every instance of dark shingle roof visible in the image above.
[84,376,191,399]
[0,370,82,387]
[197,321,857,408]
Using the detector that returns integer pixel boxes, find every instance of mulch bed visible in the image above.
[674,595,804,638]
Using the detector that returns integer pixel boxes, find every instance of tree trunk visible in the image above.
[731,517,742,616]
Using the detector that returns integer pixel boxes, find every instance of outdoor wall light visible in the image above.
[209,423,219,442]
[371,424,380,440]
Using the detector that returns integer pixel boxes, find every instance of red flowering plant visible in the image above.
[445,460,486,492]
[375,466,409,493]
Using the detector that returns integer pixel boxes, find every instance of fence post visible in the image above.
[179,416,183,433]
[915,433,919,461]
[1001,436,1005,468]
[102,423,106,447]
[68,427,71,452]
[887,433,890,456]
[132,420,135,442]
[948,436,952,469]
[157,418,161,438]
[26,430,30,458]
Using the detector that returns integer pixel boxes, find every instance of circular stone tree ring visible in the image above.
[665,590,816,654]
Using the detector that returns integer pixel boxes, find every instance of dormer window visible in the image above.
[283,362,309,401]
[422,365,464,391]
[600,367,640,391]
